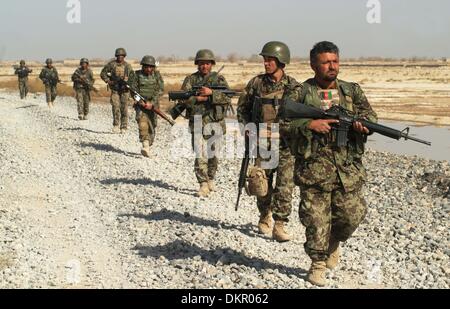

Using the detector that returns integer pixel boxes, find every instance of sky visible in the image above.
[0,0,449,61]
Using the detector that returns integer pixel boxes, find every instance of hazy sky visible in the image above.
[1,0,449,61]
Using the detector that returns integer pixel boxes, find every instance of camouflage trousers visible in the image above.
[191,131,221,184]
[45,85,57,103]
[18,78,28,99]
[136,108,157,145]
[256,145,295,221]
[110,91,130,129]
[75,88,90,117]
[298,170,367,261]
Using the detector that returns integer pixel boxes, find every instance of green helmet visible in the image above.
[115,48,127,57]
[194,49,216,65]
[259,41,291,65]
[140,55,156,66]
[20,60,25,65]
[45,58,53,64]
[80,58,89,65]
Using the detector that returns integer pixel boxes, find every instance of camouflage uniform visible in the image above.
[283,78,377,261]
[71,67,95,119]
[39,67,59,103]
[14,65,32,99]
[129,69,164,145]
[100,60,136,129]
[182,71,231,184]
[237,73,299,221]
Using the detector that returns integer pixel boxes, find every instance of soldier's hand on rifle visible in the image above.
[143,102,153,110]
[195,95,209,102]
[353,121,369,134]
[198,86,213,96]
[308,119,340,134]
[107,80,115,86]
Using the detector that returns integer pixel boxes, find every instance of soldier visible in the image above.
[39,58,60,108]
[100,48,136,133]
[179,49,231,197]
[282,41,378,286]
[129,55,164,157]
[14,60,32,99]
[237,41,299,241]
[71,58,95,120]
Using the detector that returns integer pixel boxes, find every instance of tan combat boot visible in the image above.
[120,128,128,134]
[112,126,120,134]
[258,212,273,235]
[84,114,89,120]
[141,140,151,158]
[198,182,210,197]
[48,102,53,108]
[307,261,328,287]
[272,220,291,242]
[208,179,216,192]
[326,239,341,270]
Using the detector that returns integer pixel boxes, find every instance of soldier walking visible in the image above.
[14,60,32,99]
[71,58,95,120]
[100,48,136,133]
[39,58,60,108]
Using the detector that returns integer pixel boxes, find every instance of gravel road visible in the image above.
[0,90,448,288]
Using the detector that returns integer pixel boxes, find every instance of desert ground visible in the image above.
[1,59,450,125]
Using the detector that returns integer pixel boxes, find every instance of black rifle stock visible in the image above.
[280,100,431,146]
[236,132,250,211]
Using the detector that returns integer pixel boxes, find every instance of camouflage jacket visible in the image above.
[283,78,378,192]
[39,67,60,86]
[237,73,299,125]
[181,71,231,132]
[100,60,135,92]
[129,70,164,107]
[71,67,95,90]
[15,66,32,79]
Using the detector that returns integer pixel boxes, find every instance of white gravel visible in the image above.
[0,90,448,289]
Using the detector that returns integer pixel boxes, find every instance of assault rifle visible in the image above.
[280,100,431,146]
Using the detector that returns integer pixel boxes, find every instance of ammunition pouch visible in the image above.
[245,166,268,197]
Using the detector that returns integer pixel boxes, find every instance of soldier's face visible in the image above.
[143,65,155,74]
[47,63,52,68]
[312,53,340,82]
[197,61,213,75]
[81,63,88,70]
[116,55,125,63]
[263,56,279,74]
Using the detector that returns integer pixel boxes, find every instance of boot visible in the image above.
[326,239,341,270]
[83,114,89,120]
[307,261,328,287]
[112,126,120,134]
[272,220,291,242]
[208,179,216,192]
[198,182,210,197]
[141,140,151,158]
[120,127,128,134]
[258,212,272,235]
[48,102,53,108]
[78,114,83,120]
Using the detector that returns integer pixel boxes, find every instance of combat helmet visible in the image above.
[194,49,216,65]
[80,58,89,65]
[259,41,291,65]
[45,58,53,64]
[140,55,156,66]
[115,48,127,57]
